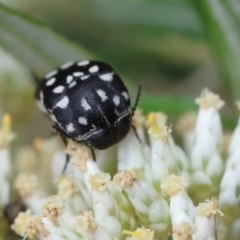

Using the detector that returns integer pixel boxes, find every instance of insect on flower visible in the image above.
[35,60,141,170]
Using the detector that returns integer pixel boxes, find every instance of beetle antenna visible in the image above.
[132,83,142,117]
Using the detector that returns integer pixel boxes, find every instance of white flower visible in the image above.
[8,89,233,239]
[161,174,195,227]
[14,173,46,213]
[0,114,14,206]
[192,198,223,240]
[190,90,224,200]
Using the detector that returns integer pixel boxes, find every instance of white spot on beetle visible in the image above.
[53,85,65,94]
[61,62,74,69]
[113,95,120,106]
[78,117,88,125]
[81,75,89,80]
[66,123,75,133]
[122,91,129,100]
[46,77,56,86]
[81,98,91,110]
[45,70,58,79]
[66,75,73,84]
[89,65,99,73]
[115,109,120,116]
[99,72,113,82]
[77,60,89,66]
[69,81,76,88]
[56,96,69,109]
[73,72,84,77]
[96,89,107,102]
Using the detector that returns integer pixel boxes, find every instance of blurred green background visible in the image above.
[0,0,240,145]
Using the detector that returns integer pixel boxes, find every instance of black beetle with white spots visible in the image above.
[35,60,141,163]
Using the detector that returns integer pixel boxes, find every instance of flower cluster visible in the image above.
[2,89,240,239]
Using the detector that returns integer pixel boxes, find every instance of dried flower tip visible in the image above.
[172,222,195,240]
[123,227,154,240]
[26,215,50,239]
[176,112,197,135]
[88,173,110,192]
[66,139,92,172]
[148,114,171,140]
[195,89,225,109]
[11,210,32,237]
[113,169,137,191]
[42,195,65,226]
[236,101,240,110]
[161,174,189,196]
[33,138,43,151]
[14,174,38,197]
[75,211,97,233]
[56,175,79,198]
[132,109,146,128]
[196,198,224,218]
[0,114,15,148]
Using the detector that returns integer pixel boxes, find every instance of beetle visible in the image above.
[35,60,141,170]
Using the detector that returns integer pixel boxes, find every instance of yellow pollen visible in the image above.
[148,114,159,133]
[88,173,110,192]
[0,114,15,148]
[33,138,44,151]
[196,198,224,218]
[2,114,11,134]
[161,174,189,196]
[146,112,167,127]
[148,114,171,140]
[123,227,154,240]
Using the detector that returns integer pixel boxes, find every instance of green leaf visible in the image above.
[0,3,141,94]
[0,2,206,118]
[222,0,240,28]
[93,0,203,35]
[139,95,197,116]
[13,0,208,83]
[192,0,240,101]
[0,3,94,76]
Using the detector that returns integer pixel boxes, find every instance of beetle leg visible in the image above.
[62,154,70,174]
[91,149,96,161]
[52,124,70,173]
[52,124,68,141]
[131,125,142,143]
